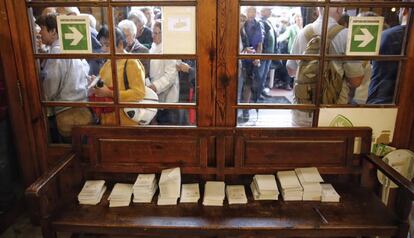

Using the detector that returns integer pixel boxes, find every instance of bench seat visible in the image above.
[26,127,414,238]
[52,183,398,237]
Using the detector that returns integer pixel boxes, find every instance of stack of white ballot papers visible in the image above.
[295,167,324,201]
[203,181,225,206]
[321,184,340,202]
[277,170,303,201]
[133,174,157,203]
[250,174,279,200]
[226,185,247,204]
[180,183,200,203]
[158,167,181,205]
[108,183,133,207]
[78,180,106,205]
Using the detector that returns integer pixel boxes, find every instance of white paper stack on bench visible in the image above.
[321,183,340,202]
[158,167,181,205]
[78,180,106,205]
[277,170,303,201]
[295,167,323,201]
[133,174,157,203]
[108,183,133,207]
[203,181,225,206]
[180,183,200,203]
[226,185,247,204]
[250,174,279,200]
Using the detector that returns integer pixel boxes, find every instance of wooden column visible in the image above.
[216,0,238,126]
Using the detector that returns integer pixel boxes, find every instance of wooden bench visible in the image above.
[26,126,414,238]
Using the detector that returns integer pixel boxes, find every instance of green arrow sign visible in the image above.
[346,16,384,56]
[57,15,92,53]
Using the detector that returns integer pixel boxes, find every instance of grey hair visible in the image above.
[57,7,80,16]
[127,10,147,26]
[118,19,137,36]
[80,13,97,30]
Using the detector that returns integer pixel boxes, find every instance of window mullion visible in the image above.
[313,4,330,127]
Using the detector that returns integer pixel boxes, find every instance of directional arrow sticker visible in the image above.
[65,27,84,46]
[354,28,374,48]
[346,16,384,56]
[57,15,92,53]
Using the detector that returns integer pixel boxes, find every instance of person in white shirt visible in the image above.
[148,20,179,124]
[36,13,92,141]
[36,14,89,107]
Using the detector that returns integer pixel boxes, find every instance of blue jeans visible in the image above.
[252,60,272,102]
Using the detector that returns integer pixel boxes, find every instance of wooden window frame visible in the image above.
[26,0,208,126]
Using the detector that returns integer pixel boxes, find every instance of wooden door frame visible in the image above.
[2,0,218,168]
[0,0,43,185]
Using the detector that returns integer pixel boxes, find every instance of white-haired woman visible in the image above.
[118,19,150,77]
[128,10,153,49]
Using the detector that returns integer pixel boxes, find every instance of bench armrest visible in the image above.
[364,153,414,198]
[25,151,83,219]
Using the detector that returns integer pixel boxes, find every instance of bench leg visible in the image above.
[41,219,57,238]
[395,222,410,238]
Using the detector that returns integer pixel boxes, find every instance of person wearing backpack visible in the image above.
[286,7,364,127]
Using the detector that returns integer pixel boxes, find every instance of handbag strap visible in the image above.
[123,59,130,90]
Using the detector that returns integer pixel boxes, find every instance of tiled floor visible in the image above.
[1,215,75,238]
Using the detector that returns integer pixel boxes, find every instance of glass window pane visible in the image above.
[110,59,196,104]
[38,57,109,102]
[237,60,294,105]
[331,0,410,2]
[113,6,196,54]
[121,108,196,126]
[29,7,108,54]
[238,56,321,105]
[328,7,410,56]
[239,6,321,55]
[360,60,400,105]
[237,109,314,127]
[320,60,400,105]
[46,106,96,144]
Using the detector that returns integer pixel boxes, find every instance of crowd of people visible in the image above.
[238,6,407,125]
[33,7,196,142]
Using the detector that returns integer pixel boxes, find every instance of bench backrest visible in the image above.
[72,127,372,179]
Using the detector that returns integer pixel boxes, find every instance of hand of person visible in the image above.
[176,62,191,73]
[92,85,113,98]
[244,47,256,54]
[87,75,95,85]
[253,59,261,66]
[148,84,157,93]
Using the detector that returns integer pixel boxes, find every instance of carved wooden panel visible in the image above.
[97,137,200,165]
[240,138,347,167]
